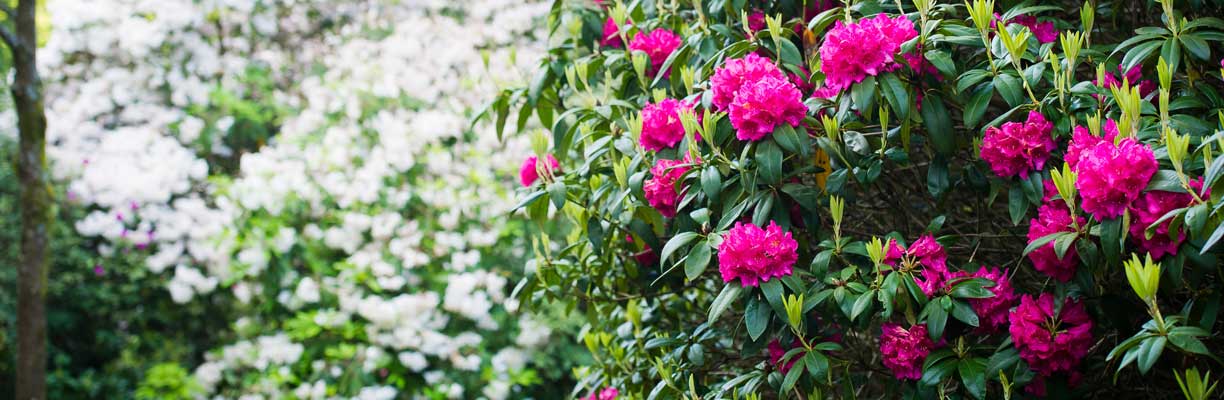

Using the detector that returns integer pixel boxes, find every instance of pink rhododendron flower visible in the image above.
[1096,64,1157,98]
[519,155,560,187]
[629,28,682,76]
[1026,202,1084,282]
[718,221,799,287]
[639,98,699,151]
[1128,179,1205,259]
[709,53,786,111]
[1075,136,1157,219]
[601,17,623,48]
[768,339,803,373]
[582,387,619,400]
[1008,293,1094,377]
[728,75,806,141]
[626,235,658,266]
[903,52,939,78]
[980,111,1055,178]
[818,14,917,95]
[882,235,950,296]
[879,323,933,380]
[643,155,696,217]
[747,11,767,33]
[1064,120,1119,171]
[1010,15,1058,43]
[951,267,1017,333]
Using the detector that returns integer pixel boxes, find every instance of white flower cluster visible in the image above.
[40,0,554,398]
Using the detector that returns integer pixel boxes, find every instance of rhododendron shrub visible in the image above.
[492,0,1224,398]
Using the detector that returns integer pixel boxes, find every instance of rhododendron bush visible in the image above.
[491,0,1224,398]
[3,0,581,398]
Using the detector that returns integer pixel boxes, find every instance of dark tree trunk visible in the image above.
[3,1,49,399]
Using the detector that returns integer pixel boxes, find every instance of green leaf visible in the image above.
[701,165,722,202]
[958,358,987,400]
[1167,332,1211,356]
[921,93,955,155]
[548,182,567,209]
[879,73,910,121]
[1008,186,1028,225]
[756,140,783,184]
[950,300,980,327]
[1054,233,1077,260]
[745,296,770,341]
[927,157,950,198]
[851,75,877,116]
[1136,336,1166,375]
[924,300,948,341]
[708,284,744,323]
[921,358,957,386]
[778,39,804,67]
[781,355,806,392]
[963,83,994,129]
[1202,223,1224,254]
[851,290,875,322]
[661,232,700,268]
[1122,40,1162,70]
[684,241,712,280]
[993,74,1024,107]
[924,49,956,77]
[760,279,788,318]
[1179,34,1211,61]
[774,124,807,155]
[1023,232,1069,256]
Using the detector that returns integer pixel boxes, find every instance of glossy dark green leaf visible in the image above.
[708,284,744,322]
[963,83,994,129]
[756,140,783,184]
[921,93,955,155]
[745,296,770,341]
[684,240,712,280]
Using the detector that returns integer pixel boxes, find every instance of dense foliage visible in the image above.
[493,0,1224,398]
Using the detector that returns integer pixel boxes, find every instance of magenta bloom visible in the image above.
[709,53,786,111]
[1065,120,1119,171]
[879,323,933,380]
[1009,293,1094,377]
[520,155,560,187]
[582,387,619,400]
[643,155,696,218]
[767,339,803,373]
[818,14,917,95]
[728,75,807,141]
[952,267,1017,333]
[639,98,699,151]
[1010,15,1058,43]
[1075,136,1157,219]
[629,28,682,77]
[980,111,1055,178]
[747,11,767,33]
[883,235,950,296]
[600,17,623,48]
[1096,64,1157,98]
[1128,180,1204,259]
[717,221,799,287]
[1026,202,1084,282]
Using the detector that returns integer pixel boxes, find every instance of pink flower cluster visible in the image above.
[879,323,933,380]
[709,53,806,141]
[1026,201,1084,282]
[717,221,799,287]
[643,155,696,218]
[1128,179,1204,259]
[1008,293,1094,378]
[818,14,917,95]
[709,53,785,110]
[767,339,803,373]
[582,387,619,400]
[884,235,950,296]
[1064,120,1118,171]
[728,73,807,140]
[1096,64,1157,98]
[601,18,623,48]
[1070,123,1157,219]
[980,111,1056,178]
[639,98,699,151]
[952,267,1018,332]
[629,28,682,77]
[520,155,560,187]
[999,14,1059,44]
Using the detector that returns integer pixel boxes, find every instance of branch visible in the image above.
[0,24,16,52]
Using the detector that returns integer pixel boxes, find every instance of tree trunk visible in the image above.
[8,0,49,399]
